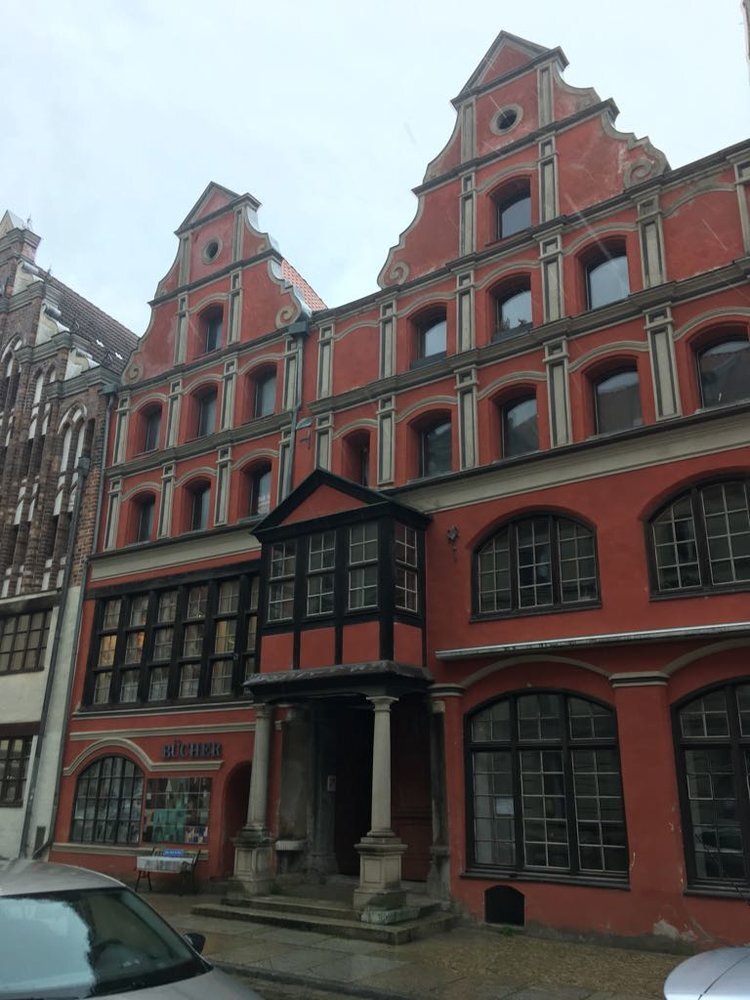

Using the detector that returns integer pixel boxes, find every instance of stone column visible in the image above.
[354,695,410,917]
[233,703,274,895]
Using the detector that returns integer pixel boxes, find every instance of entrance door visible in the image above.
[221,763,251,875]
[392,696,431,881]
[333,705,373,875]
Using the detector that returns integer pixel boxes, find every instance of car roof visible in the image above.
[0,859,123,896]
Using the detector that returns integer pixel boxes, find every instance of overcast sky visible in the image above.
[2,1,748,336]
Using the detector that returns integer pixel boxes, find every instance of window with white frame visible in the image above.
[348,523,378,610]
[306,531,336,616]
[267,542,296,621]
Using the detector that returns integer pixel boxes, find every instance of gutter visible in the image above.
[435,620,750,661]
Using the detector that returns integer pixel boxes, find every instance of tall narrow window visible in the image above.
[594,369,642,434]
[248,465,272,517]
[394,523,419,613]
[0,735,33,805]
[348,523,378,610]
[196,389,217,438]
[142,408,161,452]
[267,542,296,621]
[502,397,538,458]
[414,311,447,365]
[202,309,223,354]
[135,496,155,543]
[496,181,532,239]
[585,247,629,309]
[468,693,627,878]
[676,683,750,886]
[254,371,277,418]
[495,288,532,338]
[306,531,336,617]
[178,584,207,699]
[697,338,750,408]
[189,483,211,531]
[210,579,239,696]
[344,432,370,486]
[243,577,260,680]
[420,420,452,478]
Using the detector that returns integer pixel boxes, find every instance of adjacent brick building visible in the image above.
[0,211,137,857]
[52,33,750,946]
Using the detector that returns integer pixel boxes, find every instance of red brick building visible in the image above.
[52,33,750,946]
[0,211,137,859]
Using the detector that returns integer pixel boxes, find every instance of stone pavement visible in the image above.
[147,892,681,1000]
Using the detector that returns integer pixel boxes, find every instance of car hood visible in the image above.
[664,947,750,999]
[100,967,262,1000]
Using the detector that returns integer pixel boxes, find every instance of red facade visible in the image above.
[51,33,750,946]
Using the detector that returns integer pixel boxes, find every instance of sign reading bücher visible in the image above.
[162,740,223,760]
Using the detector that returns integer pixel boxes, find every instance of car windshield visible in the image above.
[0,886,207,999]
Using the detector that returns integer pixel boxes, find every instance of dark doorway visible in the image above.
[221,763,251,876]
[391,696,432,881]
[334,704,373,875]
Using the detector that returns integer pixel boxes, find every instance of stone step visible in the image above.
[219,892,446,922]
[191,901,456,945]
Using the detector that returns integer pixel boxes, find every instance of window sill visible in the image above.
[410,352,447,370]
[0,801,24,809]
[649,583,750,602]
[470,600,601,623]
[492,323,532,342]
[683,884,750,901]
[462,867,629,891]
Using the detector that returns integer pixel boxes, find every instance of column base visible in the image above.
[232,828,274,897]
[353,833,407,912]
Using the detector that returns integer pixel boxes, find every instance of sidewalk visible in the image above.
[147,892,682,1000]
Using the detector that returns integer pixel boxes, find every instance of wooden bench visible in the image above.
[135,848,200,894]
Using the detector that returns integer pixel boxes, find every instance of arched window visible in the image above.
[253,370,277,418]
[495,179,532,240]
[502,396,538,458]
[247,464,272,517]
[467,692,627,878]
[676,682,750,886]
[413,309,447,365]
[594,368,642,434]
[419,418,452,478]
[493,278,532,340]
[476,514,598,615]
[195,387,217,438]
[200,307,223,354]
[650,479,750,593]
[141,406,162,452]
[70,756,144,845]
[134,495,155,543]
[583,242,629,309]
[343,430,371,486]
[188,481,211,531]
[697,337,750,408]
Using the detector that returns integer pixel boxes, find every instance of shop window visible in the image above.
[253,370,277,418]
[200,307,223,354]
[195,388,217,438]
[676,682,750,886]
[650,479,750,594]
[247,464,272,517]
[143,777,211,845]
[189,482,211,532]
[0,734,33,805]
[594,368,643,435]
[419,418,452,478]
[70,756,144,845]
[267,542,296,622]
[413,310,447,366]
[85,575,258,708]
[697,337,750,409]
[502,396,538,458]
[476,515,598,616]
[584,243,630,309]
[142,406,161,452]
[495,180,532,240]
[467,692,627,878]
[134,495,155,543]
[0,611,52,674]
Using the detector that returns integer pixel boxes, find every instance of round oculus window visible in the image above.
[203,239,220,262]
[496,108,518,132]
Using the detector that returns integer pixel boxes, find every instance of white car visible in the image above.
[0,859,263,1000]
[664,947,750,999]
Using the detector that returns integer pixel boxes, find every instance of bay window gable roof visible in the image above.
[252,468,430,541]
